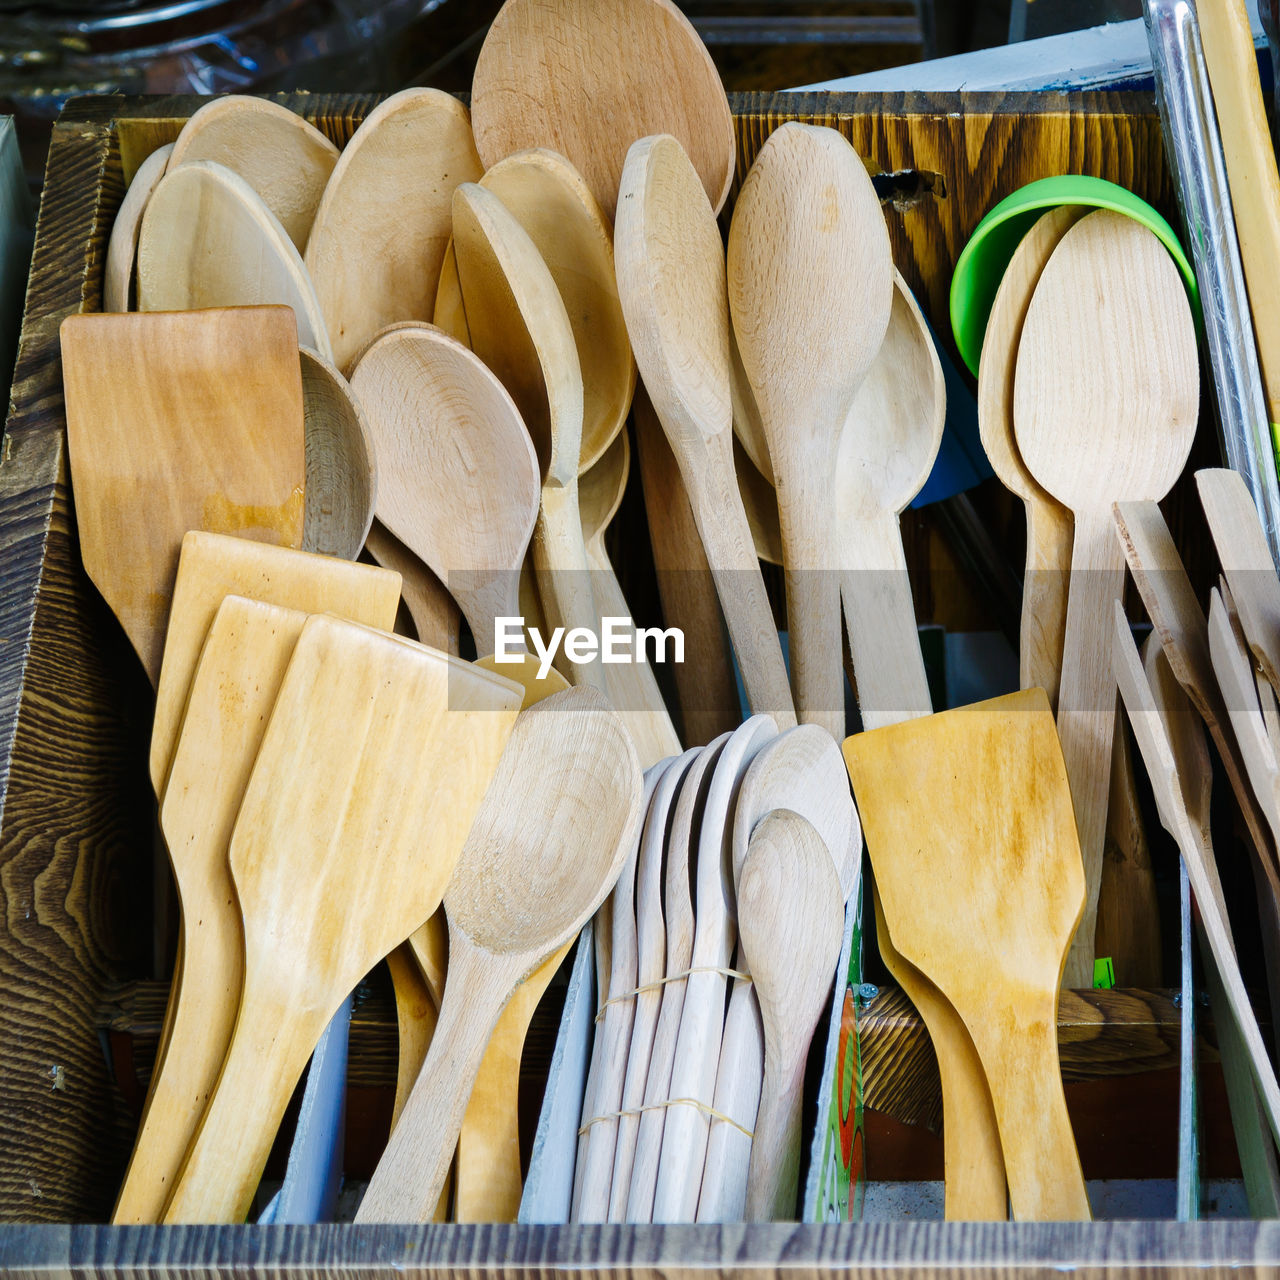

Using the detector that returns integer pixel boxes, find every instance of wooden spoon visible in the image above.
[137,161,331,360]
[300,346,376,560]
[1013,209,1199,989]
[451,182,603,687]
[738,810,844,1221]
[653,714,777,1222]
[104,143,172,312]
[304,88,481,373]
[356,687,643,1222]
[434,148,635,473]
[168,96,338,252]
[624,733,729,1221]
[1116,600,1280,1150]
[161,619,523,1222]
[615,134,795,729]
[977,205,1083,708]
[349,323,540,652]
[581,432,682,767]
[60,307,306,687]
[843,688,1091,1221]
[728,122,892,739]
[470,0,733,222]
[364,520,461,655]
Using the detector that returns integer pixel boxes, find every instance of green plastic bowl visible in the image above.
[949,174,1202,377]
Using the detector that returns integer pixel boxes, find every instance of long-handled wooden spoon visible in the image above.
[843,689,1091,1221]
[304,88,481,373]
[167,96,338,252]
[357,687,643,1222]
[136,162,331,359]
[615,134,795,729]
[104,143,172,312]
[364,521,461,655]
[738,810,844,1221]
[60,307,306,688]
[470,0,733,223]
[161,619,522,1222]
[728,122,894,739]
[1013,209,1199,988]
[349,323,540,653]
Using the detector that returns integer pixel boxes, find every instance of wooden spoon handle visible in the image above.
[161,984,328,1223]
[1021,495,1073,710]
[387,944,438,1131]
[744,1039,806,1221]
[685,428,797,730]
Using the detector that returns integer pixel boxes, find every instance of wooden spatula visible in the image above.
[160,619,523,1222]
[59,307,306,687]
[843,689,1090,1221]
[356,687,643,1223]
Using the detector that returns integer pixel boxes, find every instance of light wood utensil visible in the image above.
[300,346,376,560]
[843,688,1090,1221]
[1013,208,1199,989]
[1116,600,1280,1149]
[452,182,602,688]
[738,810,843,1221]
[167,96,338,252]
[470,0,733,222]
[60,307,306,687]
[434,148,635,473]
[581,432,682,767]
[161,619,523,1222]
[633,387,742,746]
[349,323,540,652]
[609,748,699,1220]
[728,123,894,739]
[136,161,331,359]
[304,88,481,373]
[104,143,172,312]
[364,520,461,655]
[625,733,729,1221]
[1197,467,1280,694]
[454,653,573,1224]
[700,723,860,1223]
[615,134,795,729]
[653,715,777,1222]
[357,687,643,1222]
[574,759,674,1222]
[977,205,1083,708]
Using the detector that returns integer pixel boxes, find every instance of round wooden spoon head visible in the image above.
[837,269,945,520]
[615,134,732,453]
[348,323,540,642]
[452,182,585,487]
[300,346,376,560]
[104,142,172,313]
[304,88,482,373]
[728,122,893,469]
[470,0,733,222]
[436,149,635,473]
[137,159,331,359]
[1013,210,1199,515]
[580,431,629,562]
[445,686,643,964]
[168,96,339,252]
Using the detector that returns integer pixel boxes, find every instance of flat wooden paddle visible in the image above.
[160,619,523,1222]
[137,161,331,360]
[60,307,306,687]
[356,687,643,1223]
[843,689,1091,1221]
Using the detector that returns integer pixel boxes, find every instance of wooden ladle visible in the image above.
[614,133,795,729]
[356,687,643,1222]
[1013,209,1198,989]
[728,122,894,739]
[349,323,540,652]
[160,619,522,1222]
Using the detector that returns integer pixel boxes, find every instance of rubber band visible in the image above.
[593,966,751,1022]
[577,1096,754,1140]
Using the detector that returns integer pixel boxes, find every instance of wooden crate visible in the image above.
[1,89,1278,1273]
